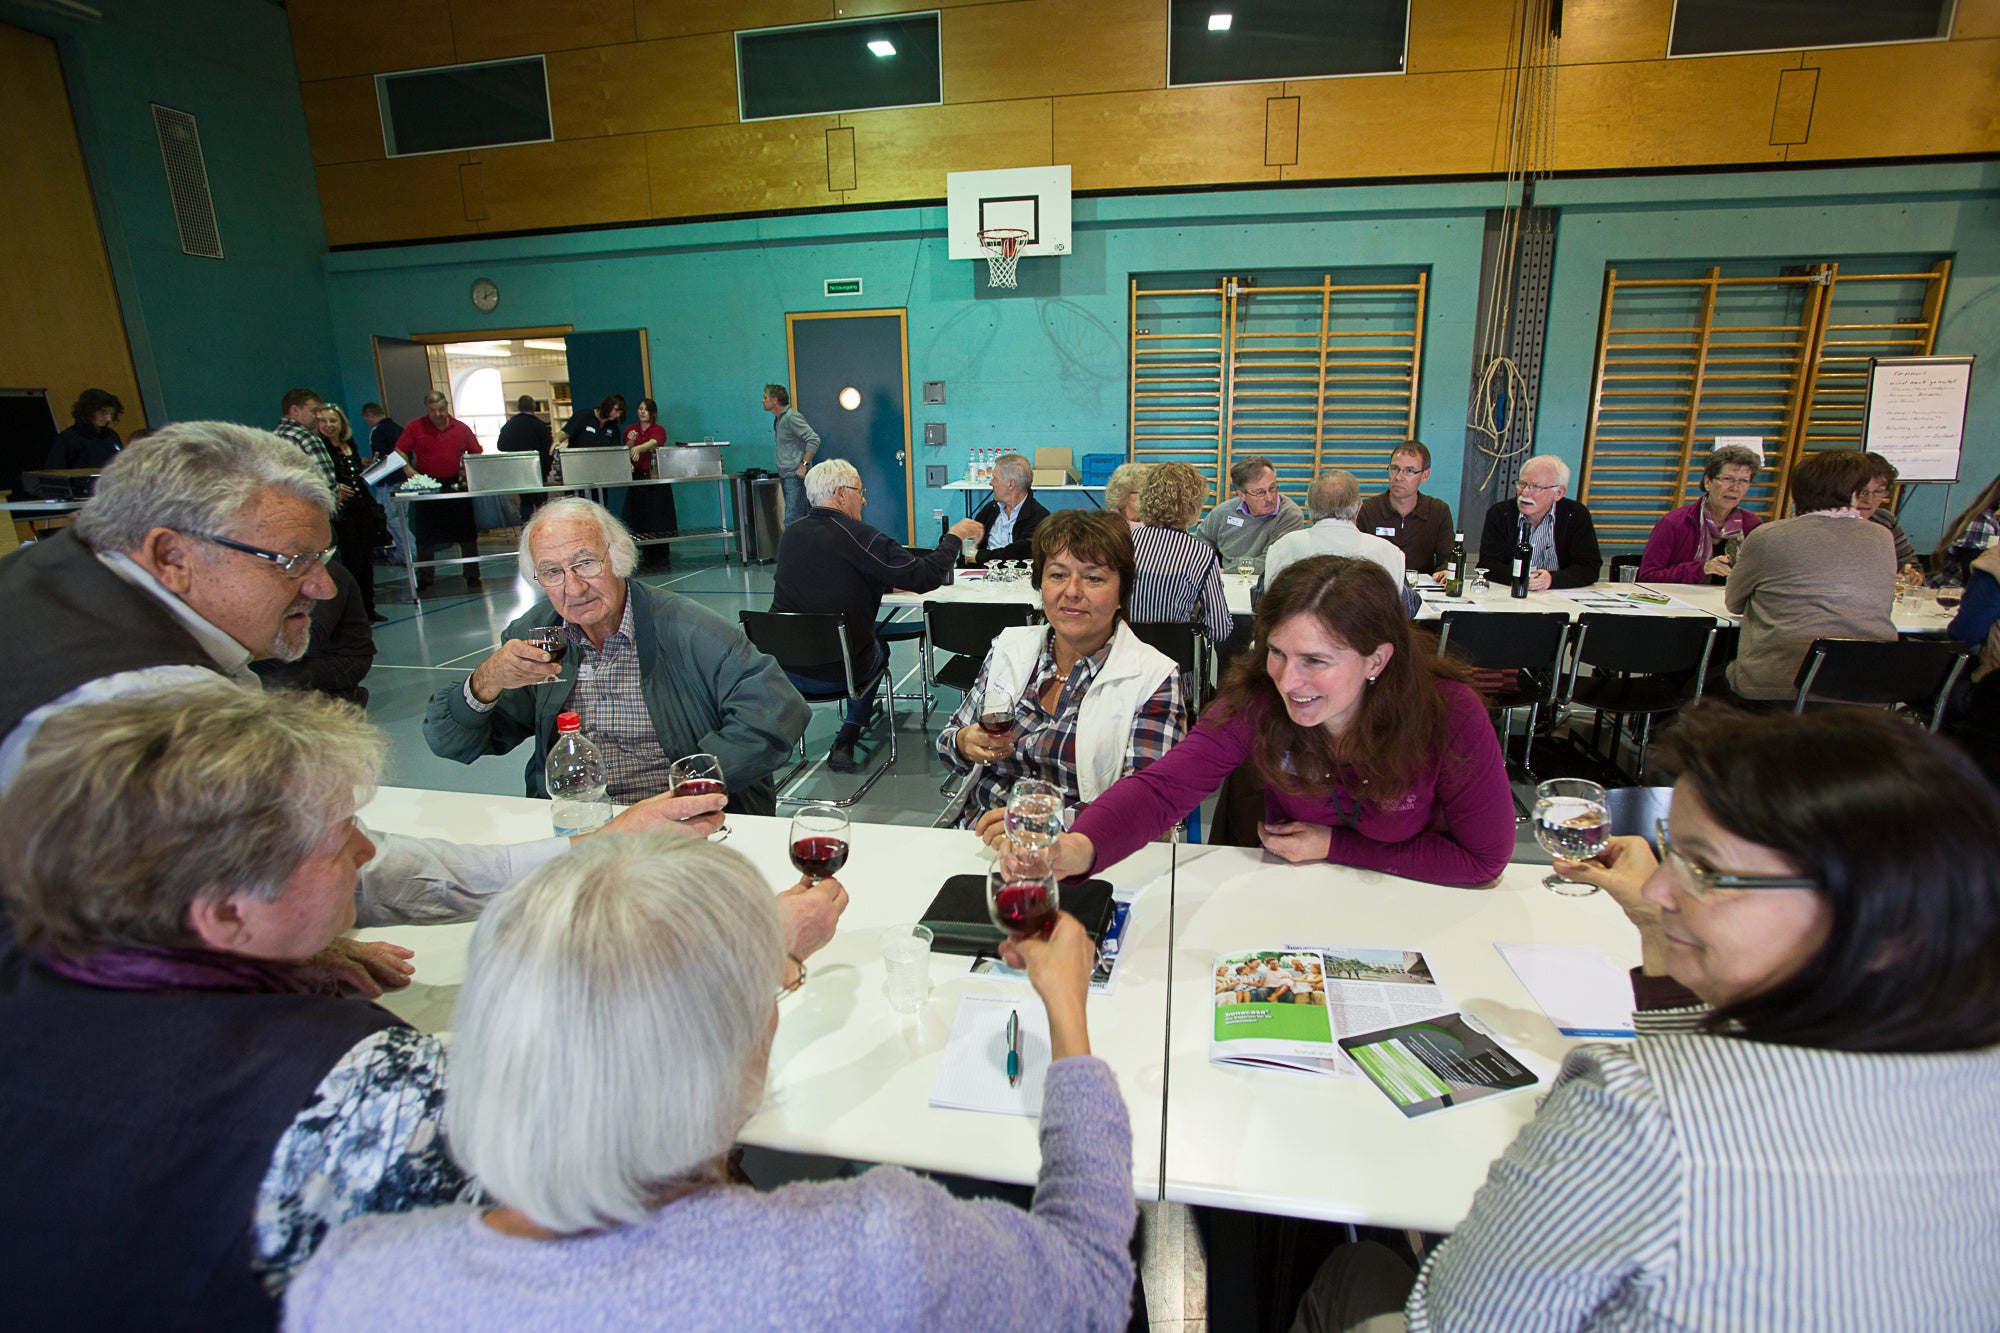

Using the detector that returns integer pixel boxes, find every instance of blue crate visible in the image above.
[1078,453,1123,486]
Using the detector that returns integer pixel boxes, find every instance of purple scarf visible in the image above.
[43,944,341,997]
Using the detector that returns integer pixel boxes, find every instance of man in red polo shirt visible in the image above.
[397,390,485,591]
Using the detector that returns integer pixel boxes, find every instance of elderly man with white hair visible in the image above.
[971,451,1049,565]
[1476,454,1602,591]
[772,458,983,771]
[1263,469,1406,589]
[425,496,808,815]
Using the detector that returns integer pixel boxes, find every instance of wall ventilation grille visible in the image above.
[151,103,222,259]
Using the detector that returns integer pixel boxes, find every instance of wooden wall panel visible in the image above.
[1057,85,1281,191]
[646,118,845,217]
[471,135,652,232]
[1557,0,1672,65]
[299,76,383,166]
[1555,54,1795,170]
[844,98,1052,201]
[944,0,1163,103]
[1288,70,1508,179]
[637,0,832,42]
[547,34,737,138]
[288,0,455,82]
[0,23,145,433]
[1406,0,1519,73]
[315,153,471,246]
[445,0,635,65]
[1787,40,2000,160]
[1957,0,2000,38]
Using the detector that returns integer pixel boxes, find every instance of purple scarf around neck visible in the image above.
[43,943,339,997]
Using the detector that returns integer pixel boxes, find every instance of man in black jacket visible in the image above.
[1477,454,1602,591]
[969,451,1049,565]
[774,459,984,771]
[497,394,555,518]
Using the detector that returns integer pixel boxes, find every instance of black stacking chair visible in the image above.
[923,600,1043,694]
[738,610,895,806]
[1608,553,1643,581]
[1559,613,1717,780]
[1435,610,1570,774]
[1791,637,1972,732]
[1128,620,1210,716]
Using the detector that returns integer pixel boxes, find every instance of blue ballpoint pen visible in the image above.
[1006,1009,1021,1087]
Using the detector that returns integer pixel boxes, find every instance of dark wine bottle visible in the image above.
[1511,520,1532,599]
[1445,531,1467,597]
[938,516,955,584]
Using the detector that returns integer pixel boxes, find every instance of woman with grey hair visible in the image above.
[286,834,1137,1332]
[1638,444,1763,584]
[0,686,466,1329]
[1102,461,1153,526]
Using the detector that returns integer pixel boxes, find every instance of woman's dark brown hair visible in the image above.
[1788,449,1873,514]
[1213,555,1472,804]
[1656,703,2000,1053]
[1031,509,1135,619]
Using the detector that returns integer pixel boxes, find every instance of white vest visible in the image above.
[983,621,1177,802]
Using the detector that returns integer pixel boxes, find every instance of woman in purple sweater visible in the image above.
[1043,556,1514,887]
[285,834,1136,1333]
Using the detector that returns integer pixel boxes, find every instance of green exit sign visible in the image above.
[823,277,863,296]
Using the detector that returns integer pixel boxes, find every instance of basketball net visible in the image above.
[978,228,1028,288]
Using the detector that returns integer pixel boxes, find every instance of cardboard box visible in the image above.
[1033,467,1080,487]
[1033,447,1074,471]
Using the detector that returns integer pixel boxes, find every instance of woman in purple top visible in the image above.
[1041,556,1514,888]
[1637,444,1764,584]
[285,834,1137,1333]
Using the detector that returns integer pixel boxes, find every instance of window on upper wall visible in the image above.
[376,57,552,158]
[1168,0,1408,87]
[1670,0,1956,57]
[736,13,943,122]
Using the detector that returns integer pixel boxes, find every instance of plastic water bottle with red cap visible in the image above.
[547,710,610,836]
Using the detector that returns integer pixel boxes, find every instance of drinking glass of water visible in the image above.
[1533,778,1610,895]
[1005,778,1066,853]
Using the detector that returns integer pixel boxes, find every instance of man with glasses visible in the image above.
[426,496,808,814]
[772,459,982,771]
[1477,454,1602,591]
[1355,441,1457,577]
[0,425,748,983]
[1193,454,1306,578]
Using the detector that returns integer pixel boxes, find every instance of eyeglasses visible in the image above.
[192,533,337,579]
[1388,465,1427,478]
[1518,481,1563,494]
[533,556,606,586]
[1861,484,1892,499]
[837,484,866,498]
[1241,483,1281,500]
[1655,819,1817,901]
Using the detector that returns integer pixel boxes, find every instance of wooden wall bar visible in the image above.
[290,0,2000,246]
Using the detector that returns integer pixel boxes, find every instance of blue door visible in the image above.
[787,311,911,542]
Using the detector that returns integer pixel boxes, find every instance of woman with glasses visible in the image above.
[1637,443,1763,584]
[283,835,1135,1333]
[1853,452,1926,580]
[1293,704,2000,1330]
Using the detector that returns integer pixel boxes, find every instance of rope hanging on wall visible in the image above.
[1468,0,1561,490]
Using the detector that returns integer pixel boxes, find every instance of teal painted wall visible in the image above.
[2,0,341,426]
[324,162,1998,549]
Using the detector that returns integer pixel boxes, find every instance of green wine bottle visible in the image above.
[1445,531,1467,597]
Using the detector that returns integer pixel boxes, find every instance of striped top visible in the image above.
[1129,525,1233,644]
[1407,1006,2000,1330]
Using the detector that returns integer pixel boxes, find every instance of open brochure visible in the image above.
[1209,944,1449,1079]
[1340,1012,1539,1118]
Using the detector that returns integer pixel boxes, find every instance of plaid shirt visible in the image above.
[935,627,1187,829]
[273,417,340,493]
[567,600,678,802]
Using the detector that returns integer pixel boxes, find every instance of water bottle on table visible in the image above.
[547,710,610,836]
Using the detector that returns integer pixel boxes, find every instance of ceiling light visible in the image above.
[867,39,896,56]
[1208,12,1232,30]
[450,341,512,356]
[522,338,566,351]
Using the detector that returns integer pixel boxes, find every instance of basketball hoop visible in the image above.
[977,227,1029,288]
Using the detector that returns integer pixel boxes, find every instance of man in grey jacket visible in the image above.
[1193,454,1307,577]
[426,497,809,815]
[764,383,821,525]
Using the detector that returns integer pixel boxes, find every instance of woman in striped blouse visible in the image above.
[1128,462,1233,646]
[1297,705,2000,1332]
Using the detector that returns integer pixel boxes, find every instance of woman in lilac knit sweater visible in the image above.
[1046,556,1514,887]
[284,834,1135,1333]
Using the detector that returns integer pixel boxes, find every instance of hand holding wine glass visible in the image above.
[1534,778,1610,895]
[959,685,1018,764]
[998,911,1094,1061]
[1004,777,1066,853]
[669,753,730,841]
[788,804,850,885]
[987,853,1060,941]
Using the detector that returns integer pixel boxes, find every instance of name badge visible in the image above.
[1374,526,1396,537]
[1225,515,1246,528]
[578,665,595,682]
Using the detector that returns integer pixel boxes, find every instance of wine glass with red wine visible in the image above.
[669,752,730,842]
[526,626,566,685]
[986,854,1060,941]
[789,804,851,885]
[977,685,1017,749]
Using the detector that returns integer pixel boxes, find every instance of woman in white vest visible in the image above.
[935,510,1189,833]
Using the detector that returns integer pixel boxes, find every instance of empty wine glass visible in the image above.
[669,752,730,842]
[1533,778,1610,895]
[788,804,850,886]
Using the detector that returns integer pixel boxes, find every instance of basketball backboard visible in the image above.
[946,165,1072,261]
